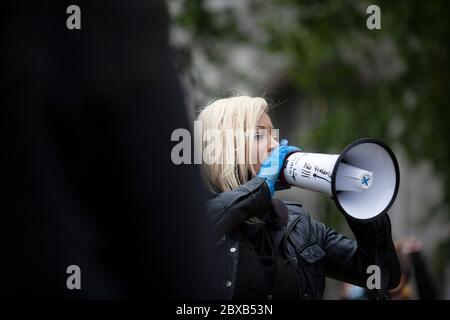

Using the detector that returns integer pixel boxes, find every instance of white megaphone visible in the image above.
[280,138,400,221]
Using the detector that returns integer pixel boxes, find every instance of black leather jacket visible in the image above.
[206,177,401,300]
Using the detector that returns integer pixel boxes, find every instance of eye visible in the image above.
[255,131,265,140]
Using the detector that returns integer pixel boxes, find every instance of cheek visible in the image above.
[258,137,271,161]
[258,149,270,164]
[251,143,259,173]
[251,139,269,173]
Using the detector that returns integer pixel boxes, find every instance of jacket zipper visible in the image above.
[265,217,301,302]
[285,253,306,300]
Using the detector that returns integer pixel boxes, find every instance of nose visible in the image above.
[268,134,279,153]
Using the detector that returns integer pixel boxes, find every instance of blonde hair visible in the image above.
[197,96,269,193]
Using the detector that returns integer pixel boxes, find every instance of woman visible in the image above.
[198,96,400,300]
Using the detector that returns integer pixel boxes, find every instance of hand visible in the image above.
[399,237,423,255]
[257,139,300,196]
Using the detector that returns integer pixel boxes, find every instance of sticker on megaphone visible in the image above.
[282,152,374,196]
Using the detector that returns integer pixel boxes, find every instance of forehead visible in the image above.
[257,112,273,127]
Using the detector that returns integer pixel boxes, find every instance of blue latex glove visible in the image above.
[257,139,300,196]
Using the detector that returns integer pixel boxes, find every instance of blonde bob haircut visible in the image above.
[197,96,269,193]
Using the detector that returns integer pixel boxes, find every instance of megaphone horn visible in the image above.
[280,138,400,221]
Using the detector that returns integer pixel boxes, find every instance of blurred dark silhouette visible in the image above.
[1,0,210,298]
[388,237,438,300]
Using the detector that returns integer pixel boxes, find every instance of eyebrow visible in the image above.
[256,125,274,129]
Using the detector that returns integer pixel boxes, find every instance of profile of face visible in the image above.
[197,96,281,192]
[252,112,279,174]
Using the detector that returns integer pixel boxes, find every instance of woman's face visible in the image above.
[252,112,279,174]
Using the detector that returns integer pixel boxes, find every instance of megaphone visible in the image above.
[280,138,400,221]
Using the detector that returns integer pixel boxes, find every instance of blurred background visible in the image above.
[168,0,450,299]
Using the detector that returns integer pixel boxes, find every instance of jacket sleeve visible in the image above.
[317,213,401,295]
[206,177,272,243]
